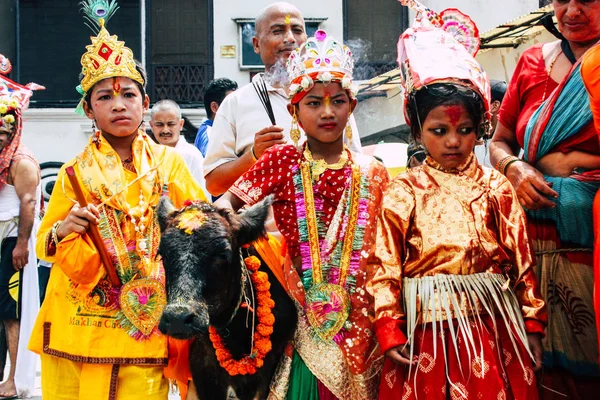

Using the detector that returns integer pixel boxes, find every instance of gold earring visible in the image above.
[345,112,353,147]
[290,109,301,148]
[92,130,101,149]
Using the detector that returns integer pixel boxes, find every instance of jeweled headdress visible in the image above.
[0,54,44,132]
[287,30,355,103]
[397,0,491,119]
[76,0,145,114]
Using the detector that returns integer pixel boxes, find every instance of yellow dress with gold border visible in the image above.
[28,132,206,398]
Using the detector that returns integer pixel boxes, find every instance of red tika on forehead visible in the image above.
[112,77,121,97]
[444,105,463,125]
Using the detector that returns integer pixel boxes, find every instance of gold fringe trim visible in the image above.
[403,273,532,396]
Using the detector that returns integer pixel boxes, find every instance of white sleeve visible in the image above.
[188,151,209,200]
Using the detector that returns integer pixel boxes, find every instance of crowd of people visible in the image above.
[1,0,600,399]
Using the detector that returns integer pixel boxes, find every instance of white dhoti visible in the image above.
[0,184,41,399]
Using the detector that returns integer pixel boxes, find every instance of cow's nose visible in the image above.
[159,306,197,336]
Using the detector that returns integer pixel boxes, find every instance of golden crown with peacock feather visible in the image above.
[76,0,144,112]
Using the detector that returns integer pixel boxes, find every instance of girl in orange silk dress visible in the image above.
[368,2,547,399]
[368,84,546,400]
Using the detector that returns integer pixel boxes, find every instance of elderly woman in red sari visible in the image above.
[489,0,600,397]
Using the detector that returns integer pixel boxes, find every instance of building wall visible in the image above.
[478,30,555,82]
[0,0,16,63]
[20,0,547,164]
[19,0,346,165]
[354,89,405,145]
[213,0,344,85]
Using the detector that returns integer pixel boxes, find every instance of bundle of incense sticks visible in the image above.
[252,76,276,125]
[65,165,121,287]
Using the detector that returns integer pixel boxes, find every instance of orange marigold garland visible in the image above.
[208,255,275,376]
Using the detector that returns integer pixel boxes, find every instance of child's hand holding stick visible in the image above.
[64,165,121,287]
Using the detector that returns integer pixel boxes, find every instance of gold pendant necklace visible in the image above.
[303,145,349,181]
[542,49,563,102]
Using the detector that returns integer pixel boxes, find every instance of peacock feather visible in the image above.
[79,0,120,33]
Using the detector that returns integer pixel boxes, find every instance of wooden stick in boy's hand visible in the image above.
[65,166,121,287]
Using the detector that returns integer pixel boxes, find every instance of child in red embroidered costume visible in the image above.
[216,30,390,399]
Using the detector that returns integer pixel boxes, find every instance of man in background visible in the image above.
[204,1,361,197]
[0,58,42,397]
[150,100,208,198]
[194,78,238,157]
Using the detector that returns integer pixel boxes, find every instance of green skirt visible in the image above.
[285,351,319,400]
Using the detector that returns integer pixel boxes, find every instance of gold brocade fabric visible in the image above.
[293,307,383,400]
[368,154,546,329]
[268,349,293,400]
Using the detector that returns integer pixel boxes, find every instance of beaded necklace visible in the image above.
[292,146,369,341]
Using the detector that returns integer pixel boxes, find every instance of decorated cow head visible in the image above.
[157,196,272,339]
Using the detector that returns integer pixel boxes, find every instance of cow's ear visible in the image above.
[237,195,273,245]
[157,196,177,232]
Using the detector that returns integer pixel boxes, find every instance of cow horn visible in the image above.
[157,196,177,232]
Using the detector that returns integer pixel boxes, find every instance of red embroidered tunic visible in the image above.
[230,144,350,258]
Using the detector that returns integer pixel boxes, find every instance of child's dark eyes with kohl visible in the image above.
[429,126,474,135]
[307,98,347,107]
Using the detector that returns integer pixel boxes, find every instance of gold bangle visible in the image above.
[503,158,521,175]
[51,220,63,245]
[496,155,519,175]
[495,155,513,172]
[250,145,258,162]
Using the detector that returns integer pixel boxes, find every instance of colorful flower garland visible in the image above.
[293,150,369,295]
[292,147,371,341]
[208,255,275,376]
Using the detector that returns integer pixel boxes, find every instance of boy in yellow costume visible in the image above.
[28,2,206,399]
